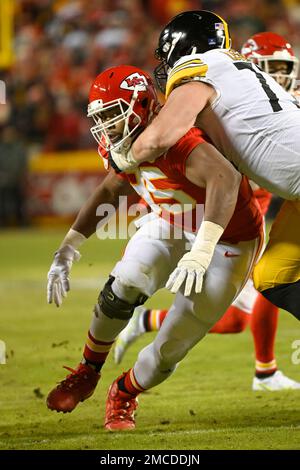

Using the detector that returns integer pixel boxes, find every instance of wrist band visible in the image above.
[192,220,224,268]
[60,229,87,250]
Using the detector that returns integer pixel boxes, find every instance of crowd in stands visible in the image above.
[1,0,300,154]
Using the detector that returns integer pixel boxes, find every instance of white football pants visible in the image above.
[111,214,262,389]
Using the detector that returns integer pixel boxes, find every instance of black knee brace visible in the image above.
[98,275,148,320]
[261,280,300,321]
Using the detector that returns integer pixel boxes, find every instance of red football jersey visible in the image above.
[122,127,263,244]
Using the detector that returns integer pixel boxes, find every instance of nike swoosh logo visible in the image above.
[224,251,240,258]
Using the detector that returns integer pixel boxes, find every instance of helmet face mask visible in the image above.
[257,57,296,92]
[241,32,299,92]
[88,65,159,154]
[154,60,170,93]
[87,97,141,152]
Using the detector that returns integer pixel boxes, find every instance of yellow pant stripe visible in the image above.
[150,310,159,331]
[130,369,144,392]
[86,337,112,353]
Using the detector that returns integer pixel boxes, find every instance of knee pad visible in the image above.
[98,275,148,320]
[261,280,300,320]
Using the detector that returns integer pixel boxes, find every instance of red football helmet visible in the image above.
[87,65,159,155]
[241,32,299,92]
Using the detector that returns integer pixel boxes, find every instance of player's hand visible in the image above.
[108,147,138,173]
[47,245,81,307]
[166,250,207,296]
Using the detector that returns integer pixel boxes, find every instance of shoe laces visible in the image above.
[57,365,88,390]
[109,390,137,421]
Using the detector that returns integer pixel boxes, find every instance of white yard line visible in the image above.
[149,424,300,437]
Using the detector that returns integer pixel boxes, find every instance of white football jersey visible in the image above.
[166,49,300,199]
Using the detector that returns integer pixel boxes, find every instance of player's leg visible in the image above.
[261,281,300,318]
[114,302,250,363]
[105,237,261,430]
[47,217,185,412]
[81,215,176,369]
[114,307,168,364]
[199,276,255,334]
[251,293,278,380]
[209,306,250,333]
[133,238,260,389]
[218,275,300,390]
[253,200,300,319]
[232,274,300,390]
[113,283,253,362]
[46,272,149,413]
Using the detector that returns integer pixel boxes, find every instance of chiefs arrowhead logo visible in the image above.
[120,73,148,91]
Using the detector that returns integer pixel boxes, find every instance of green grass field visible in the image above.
[0,228,300,450]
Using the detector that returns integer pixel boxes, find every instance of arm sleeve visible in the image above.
[167,127,207,175]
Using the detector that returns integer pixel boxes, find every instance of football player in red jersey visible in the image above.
[241,32,299,95]
[108,12,300,320]
[46,65,264,429]
[113,33,300,392]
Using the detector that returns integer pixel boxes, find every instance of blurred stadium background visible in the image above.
[1,0,300,451]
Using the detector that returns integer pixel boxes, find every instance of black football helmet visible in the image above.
[154,10,231,92]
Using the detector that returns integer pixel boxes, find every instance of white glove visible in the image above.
[166,221,224,297]
[109,147,138,173]
[166,250,207,296]
[47,245,81,307]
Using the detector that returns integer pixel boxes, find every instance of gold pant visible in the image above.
[253,200,300,292]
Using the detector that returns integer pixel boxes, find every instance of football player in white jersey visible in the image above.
[108,10,300,320]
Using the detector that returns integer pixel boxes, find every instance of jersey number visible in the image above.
[132,167,197,215]
[234,62,282,112]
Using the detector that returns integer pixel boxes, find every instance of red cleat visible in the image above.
[47,363,100,413]
[104,373,138,431]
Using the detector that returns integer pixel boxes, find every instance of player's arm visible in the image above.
[185,141,242,229]
[132,82,214,163]
[47,170,134,307]
[110,81,215,171]
[166,141,242,297]
[71,169,135,238]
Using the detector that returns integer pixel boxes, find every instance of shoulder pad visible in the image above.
[166,55,208,98]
